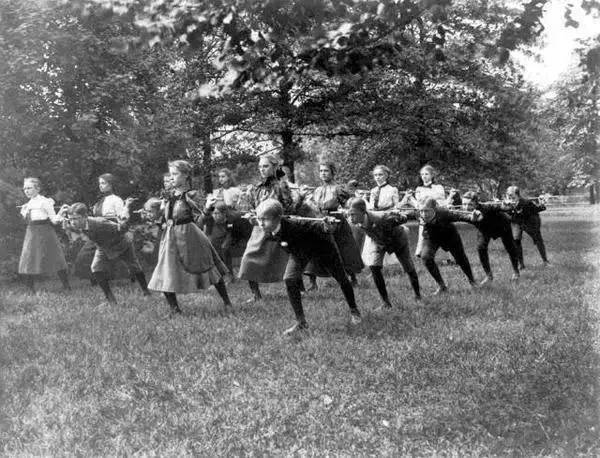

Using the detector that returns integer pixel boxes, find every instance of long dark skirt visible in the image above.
[19,223,67,275]
[238,225,289,283]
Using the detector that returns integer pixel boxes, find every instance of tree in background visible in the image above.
[544,37,600,203]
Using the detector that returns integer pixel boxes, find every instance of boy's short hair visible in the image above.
[144,197,162,211]
[506,185,520,196]
[348,197,367,213]
[420,196,438,209]
[256,199,283,219]
[462,191,479,202]
[69,202,88,216]
[214,202,229,213]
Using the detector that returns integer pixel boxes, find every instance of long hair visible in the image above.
[168,160,194,187]
[98,173,117,193]
[318,161,337,178]
[418,164,437,185]
[217,168,236,187]
[372,165,391,184]
[260,154,285,179]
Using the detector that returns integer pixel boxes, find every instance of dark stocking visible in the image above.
[93,272,117,304]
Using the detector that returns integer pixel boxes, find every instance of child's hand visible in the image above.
[323,216,339,233]
[472,210,483,222]
[124,197,138,207]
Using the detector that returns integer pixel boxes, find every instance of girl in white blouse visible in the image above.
[399,164,448,257]
[74,173,125,283]
[18,177,70,292]
[93,173,125,219]
[368,165,399,210]
[205,168,242,210]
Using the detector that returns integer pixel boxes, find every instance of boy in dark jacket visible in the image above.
[505,186,549,268]
[255,199,361,335]
[460,191,520,284]
[346,198,420,310]
[417,197,481,294]
[62,200,150,304]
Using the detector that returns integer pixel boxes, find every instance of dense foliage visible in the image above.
[1,0,599,274]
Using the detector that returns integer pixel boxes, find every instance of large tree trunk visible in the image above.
[202,133,213,195]
[278,81,299,183]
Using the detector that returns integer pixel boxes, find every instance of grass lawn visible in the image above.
[1,207,599,456]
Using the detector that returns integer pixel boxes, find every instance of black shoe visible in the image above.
[283,322,309,336]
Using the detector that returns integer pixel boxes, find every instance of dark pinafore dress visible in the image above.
[238,176,293,283]
[148,190,228,293]
[305,183,363,277]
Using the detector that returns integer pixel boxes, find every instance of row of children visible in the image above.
[16,159,548,335]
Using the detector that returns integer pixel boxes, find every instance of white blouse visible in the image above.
[400,183,447,208]
[415,184,447,206]
[367,184,399,210]
[100,194,125,218]
[208,187,242,208]
[21,195,60,223]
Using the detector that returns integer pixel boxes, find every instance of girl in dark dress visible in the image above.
[304,161,363,288]
[148,160,232,315]
[238,154,295,302]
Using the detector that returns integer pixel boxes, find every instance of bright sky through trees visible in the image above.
[517,1,600,87]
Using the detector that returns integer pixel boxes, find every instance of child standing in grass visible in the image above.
[62,200,149,304]
[238,154,295,303]
[346,197,421,310]
[505,185,550,269]
[18,177,71,292]
[460,190,520,284]
[74,173,125,284]
[304,161,363,290]
[399,164,447,258]
[202,201,252,282]
[417,196,481,294]
[254,199,362,335]
[147,160,232,315]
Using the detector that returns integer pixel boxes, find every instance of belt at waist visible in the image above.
[28,219,51,226]
[169,217,194,226]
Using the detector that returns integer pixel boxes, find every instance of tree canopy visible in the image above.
[0,0,599,197]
